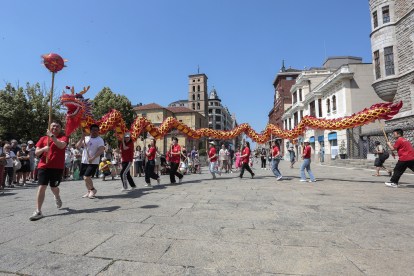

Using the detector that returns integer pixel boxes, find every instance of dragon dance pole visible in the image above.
[46,72,55,163]
[378,119,390,143]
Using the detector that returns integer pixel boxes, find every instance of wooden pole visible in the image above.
[378,119,390,143]
[80,126,90,159]
[46,72,55,163]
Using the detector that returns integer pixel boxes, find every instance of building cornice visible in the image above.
[372,67,414,85]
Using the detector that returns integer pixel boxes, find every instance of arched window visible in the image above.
[192,94,195,101]
[326,99,331,113]
[193,86,195,92]
[197,85,200,92]
[197,94,200,100]
[197,103,200,110]
[332,95,337,111]
[192,103,195,110]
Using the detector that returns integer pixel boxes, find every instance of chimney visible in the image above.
[281,60,286,72]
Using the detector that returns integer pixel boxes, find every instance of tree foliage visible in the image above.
[0,82,63,143]
[91,87,136,148]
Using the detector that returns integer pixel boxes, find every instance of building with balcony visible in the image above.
[282,57,383,162]
[369,0,414,128]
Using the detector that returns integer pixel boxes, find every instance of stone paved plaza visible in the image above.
[1,161,414,275]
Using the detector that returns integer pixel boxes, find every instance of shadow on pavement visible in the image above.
[46,206,121,217]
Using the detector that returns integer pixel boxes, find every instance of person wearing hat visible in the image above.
[300,139,316,182]
[120,132,137,191]
[372,141,391,177]
[77,124,105,198]
[27,140,36,182]
[288,143,296,169]
[207,141,221,179]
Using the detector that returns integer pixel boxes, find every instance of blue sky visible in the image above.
[0,0,372,148]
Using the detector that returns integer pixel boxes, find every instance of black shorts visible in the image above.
[80,164,99,177]
[38,168,63,187]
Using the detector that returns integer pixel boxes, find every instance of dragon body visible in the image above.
[62,87,403,144]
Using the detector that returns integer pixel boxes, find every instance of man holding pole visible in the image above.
[385,129,414,188]
[30,120,68,221]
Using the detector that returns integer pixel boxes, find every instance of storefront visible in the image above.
[328,132,338,160]
[318,136,324,162]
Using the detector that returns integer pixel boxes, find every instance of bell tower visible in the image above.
[188,73,208,119]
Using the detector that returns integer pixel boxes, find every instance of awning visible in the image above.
[328,133,337,141]
[318,136,324,142]
[309,137,315,143]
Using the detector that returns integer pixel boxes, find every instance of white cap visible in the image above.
[124,132,131,138]
[28,140,34,144]
[209,141,215,145]
[304,139,310,143]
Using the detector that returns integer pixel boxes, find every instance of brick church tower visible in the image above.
[188,73,208,119]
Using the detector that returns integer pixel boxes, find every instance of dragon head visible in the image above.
[61,86,94,135]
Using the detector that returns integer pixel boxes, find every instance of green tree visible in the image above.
[91,87,136,148]
[0,82,63,143]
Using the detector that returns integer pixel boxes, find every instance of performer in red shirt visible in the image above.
[207,142,221,179]
[169,137,183,184]
[239,141,254,179]
[300,139,316,182]
[271,141,282,180]
[385,129,414,187]
[120,132,136,191]
[144,138,161,187]
[30,120,68,221]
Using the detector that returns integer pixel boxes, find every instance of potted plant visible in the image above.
[339,140,347,159]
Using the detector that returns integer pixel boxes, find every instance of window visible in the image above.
[198,79,200,82]
[215,109,221,114]
[294,112,298,127]
[332,95,337,111]
[192,95,195,101]
[216,124,221,130]
[310,101,315,117]
[197,94,200,100]
[197,85,200,92]
[209,117,213,122]
[192,86,195,92]
[142,113,147,118]
[179,120,182,122]
[214,102,218,106]
[209,125,213,129]
[197,103,200,110]
[299,89,302,101]
[326,98,331,113]
[374,50,381,79]
[300,110,303,120]
[286,77,293,81]
[382,6,390,23]
[384,46,395,76]
[293,92,297,104]
[318,99,322,117]
[289,118,291,129]
[209,109,212,114]
[193,79,195,82]
[373,11,378,28]
[192,103,195,110]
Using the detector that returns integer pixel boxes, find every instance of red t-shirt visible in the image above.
[303,146,311,159]
[120,141,134,162]
[209,147,217,162]
[36,135,69,169]
[171,145,181,163]
[147,147,156,161]
[242,148,250,163]
[393,138,414,161]
[166,151,170,162]
[273,146,279,157]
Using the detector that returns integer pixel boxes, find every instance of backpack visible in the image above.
[379,151,390,161]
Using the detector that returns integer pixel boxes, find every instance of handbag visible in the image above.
[111,159,117,165]
[379,151,390,161]
[0,152,7,166]
[13,158,21,170]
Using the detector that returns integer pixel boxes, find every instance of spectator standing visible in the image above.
[3,144,16,188]
[260,148,267,170]
[27,141,36,182]
[219,144,229,173]
[62,147,72,181]
[385,129,414,188]
[134,146,144,177]
[16,143,31,186]
[191,146,198,173]
[0,140,6,189]
[30,120,68,221]
[10,140,20,184]
[234,147,242,172]
[170,137,184,184]
[113,148,121,177]
[288,145,296,168]
[120,132,137,191]
[104,141,113,161]
[154,146,161,175]
[372,141,391,177]
[70,142,82,178]
[77,124,105,198]
[228,146,234,173]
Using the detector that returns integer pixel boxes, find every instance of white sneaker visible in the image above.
[121,188,127,192]
[276,176,282,181]
[129,186,137,190]
[179,178,183,184]
[157,178,160,185]
[82,191,91,198]
[385,182,399,188]
[300,179,307,182]
[230,171,233,173]
[144,184,151,187]
[55,197,62,208]
[29,210,43,221]
[309,179,317,182]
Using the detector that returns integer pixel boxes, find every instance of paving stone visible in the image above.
[98,260,185,276]
[87,235,173,262]
[220,228,279,245]
[276,230,359,248]
[144,224,221,241]
[0,247,50,272]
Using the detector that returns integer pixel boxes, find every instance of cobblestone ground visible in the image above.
[1,161,414,275]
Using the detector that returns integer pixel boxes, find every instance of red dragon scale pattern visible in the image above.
[61,88,403,144]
